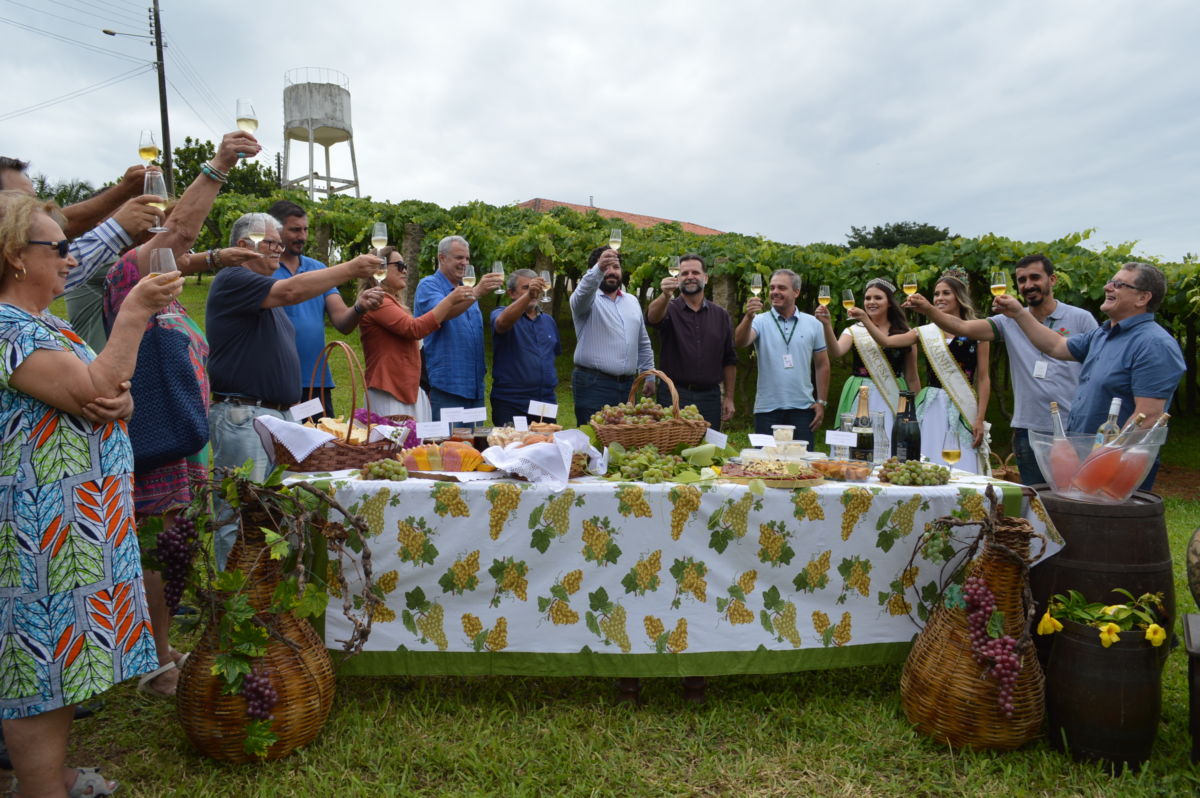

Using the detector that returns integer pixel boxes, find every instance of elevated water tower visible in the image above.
[282,67,360,200]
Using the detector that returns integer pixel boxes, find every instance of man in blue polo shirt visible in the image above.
[490,269,560,426]
[415,235,505,422]
[733,268,829,443]
[269,201,383,419]
[993,262,1184,489]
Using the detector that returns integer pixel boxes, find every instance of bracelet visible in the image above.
[353,303,365,315]
[206,248,223,269]
[200,162,228,184]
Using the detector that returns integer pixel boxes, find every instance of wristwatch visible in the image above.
[815,399,828,406]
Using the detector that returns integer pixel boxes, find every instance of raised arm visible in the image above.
[569,263,602,319]
[812,348,830,429]
[904,292,996,341]
[851,307,919,348]
[264,256,377,309]
[494,276,546,333]
[813,304,854,358]
[991,295,1075,360]
[972,341,991,447]
[733,297,761,348]
[60,165,146,237]
[645,276,678,325]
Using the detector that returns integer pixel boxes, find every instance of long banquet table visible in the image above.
[309,472,1061,677]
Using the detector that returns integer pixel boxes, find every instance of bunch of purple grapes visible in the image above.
[963,574,1021,718]
[154,516,199,613]
[241,665,278,721]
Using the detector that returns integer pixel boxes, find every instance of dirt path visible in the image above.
[1150,463,1197,501]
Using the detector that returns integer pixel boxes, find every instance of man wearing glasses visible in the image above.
[268,201,384,421]
[206,212,379,567]
[992,262,1184,490]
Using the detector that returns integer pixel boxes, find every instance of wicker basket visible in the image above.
[591,370,709,450]
[990,452,1021,483]
[271,341,398,471]
[177,511,335,762]
[900,512,1045,751]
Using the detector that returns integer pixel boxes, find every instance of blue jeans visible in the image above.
[490,395,556,428]
[572,368,635,428]
[429,387,483,424]
[657,383,722,431]
[209,401,288,569]
[754,408,816,445]
[1010,428,1047,486]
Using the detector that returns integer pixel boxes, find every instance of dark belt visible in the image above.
[212,392,291,412]
[670,382,720,393]
[576,365,635,382]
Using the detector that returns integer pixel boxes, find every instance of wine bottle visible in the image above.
[1047,401,1079,491]
[1092,397,1122,450]
[1103,413,1170,500]
[1070,412,1146,496]
[891,391,922,462]
[851,386,874,462]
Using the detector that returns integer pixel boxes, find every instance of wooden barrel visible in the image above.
[1045,619,1167,772]
[1029,489,1175,637]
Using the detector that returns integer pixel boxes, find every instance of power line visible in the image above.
[52,0,146,26]
[165,75,221,140]
[0,16,146,63]
[164,33,228,130]
[0,64,154,122]
[7,0,113,32]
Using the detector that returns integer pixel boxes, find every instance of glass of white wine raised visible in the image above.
[462,264,477,289]
[841,289,856,312]
[608,228,622,251]
[668,256,680,278]
[144,171,168,233]
[903,273,918,295]
[539,270,552,304]
[235,99,258,161]
[749,273,763,298]
[492,261,505,295]
[990,271,1008,297]
[817,284,831,307]
[247,215,266,246]
[138,130,160,165]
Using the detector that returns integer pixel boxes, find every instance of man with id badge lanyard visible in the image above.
[734,268,829,443]
[904,254,1097,484]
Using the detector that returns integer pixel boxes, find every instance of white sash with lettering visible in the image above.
[849,324,900,415]
[916,324,978,427]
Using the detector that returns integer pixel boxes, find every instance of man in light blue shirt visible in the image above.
[734,269,829,442]
[993,262,1184,490]
[414,235,504,422]
[569,245,655,427]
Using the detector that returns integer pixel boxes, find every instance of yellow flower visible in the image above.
[1145,624,1166,647]
[1101,604,1127,616]
[1098,622,1122,648]
[1036,611,1063,636]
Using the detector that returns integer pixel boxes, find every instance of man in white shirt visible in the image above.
[569,245,654,427]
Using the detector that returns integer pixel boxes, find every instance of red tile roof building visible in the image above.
[517,198,724,236]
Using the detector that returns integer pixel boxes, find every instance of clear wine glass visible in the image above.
[903,273,918,295]
[841,289,856,312]
[462,264,477,289]
[668,256,680,278]
[608,228,622,251]
[942,424,961,478]
[818,284,831,307]
[144,171,168,233]
[147,248,181,318]
[138,130,159,164]
[749,273,763,298]
[247,216,266,245]
[990,271,1008,297]
[492,261,505,295]
[539,270,552,304]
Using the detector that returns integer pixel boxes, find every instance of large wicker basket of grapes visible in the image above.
[589,370,709,450]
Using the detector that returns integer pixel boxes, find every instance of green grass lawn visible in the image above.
[50,278,1200,796]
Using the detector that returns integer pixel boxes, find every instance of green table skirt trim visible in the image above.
[331,641,914,677]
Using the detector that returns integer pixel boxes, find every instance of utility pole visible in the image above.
[150,0,172,193]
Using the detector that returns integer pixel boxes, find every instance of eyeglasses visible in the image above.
[1105,279,1145,292]
[388,261,407,272]
[28,239,70,257]
[258,240,285,252]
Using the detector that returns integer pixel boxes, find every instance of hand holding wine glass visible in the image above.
[903,274,918,295]
[539,270,552,304]
[668,255,680,278]
[462,264,477,296]
[235,100,258,159]
[990,271,1008,297]
[749,273,763,298]
[817,284,831,307]
[841,290,856,312]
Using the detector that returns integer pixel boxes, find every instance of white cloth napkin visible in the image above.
[482,430,600,490]
[254,414,332,463]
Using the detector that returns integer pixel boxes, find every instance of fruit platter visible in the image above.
[719,459,824,489]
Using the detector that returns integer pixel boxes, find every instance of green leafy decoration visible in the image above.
[243,719,279,758]
[230,623,269,657]
[212,652,253,690]
[61,636,111,705]
[0,521,20,588]
[47,530,104,593]
[294,584,329,619]
[32,420,90,484]
[0,642,39,700]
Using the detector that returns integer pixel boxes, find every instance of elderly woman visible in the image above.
[100,130,261,697]
[815,278,920,437]
[0,190,181,797]
[359,246,473,422]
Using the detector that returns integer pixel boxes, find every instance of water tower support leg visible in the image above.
[349,139,361,198]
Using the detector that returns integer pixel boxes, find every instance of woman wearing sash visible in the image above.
[815,278,919,436]
[904,269,991,473]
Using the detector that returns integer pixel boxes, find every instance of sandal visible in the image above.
[136,661,177,698]
[68,767,119,797]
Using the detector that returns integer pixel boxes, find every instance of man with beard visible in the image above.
[569,245,655,427]
[268,200,384,420]
[646,254,737,430]
[904,254,1097,484]
[992,261,1182,491]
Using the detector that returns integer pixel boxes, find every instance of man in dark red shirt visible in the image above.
[646,254,738,430]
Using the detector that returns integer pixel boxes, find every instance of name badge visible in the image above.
[782,354,794,369]
[1033,360,1049,380]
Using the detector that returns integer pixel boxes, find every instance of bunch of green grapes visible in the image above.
[616,484,653,517]
[599,606,631,652]
[774,603,801,647]
[666,618,689,653]
[590,396,670,426]
[485,617,508,651]
[758,524,785,562]
[724,493,754,539]
[582,520,611,561]
[396,521,427,563]
[376,570,399,594]
[548,599,579,625]
[812,610,831,635]
[832,612,852,645]
[959,491,986,521]
[840,487,874,540]
[486,483,522,540]
[369,604,397,623]
[900,565,919,589]
[792,488,824,521]
[499,563,528,601]
[451,550,481,590]
[356,489,391,537]
[891,495,923,536]
[680,563,707,602]
[561,569,583,595]
[360,458,408,481]
[607,445,685,483]
[432,482,470,517]
[737,570,757,594]
[887,592,912,617]
[644,615,665,641]
[543,489,576,536]
[878,457,950,486]
[726,598,754,625]
[677,404,704,421]
[847,561,870,597]
[462,613,483,639]
[633,550,662,591]
[416,604,448,650]
[805,550,832,586]
[668,485,701,540]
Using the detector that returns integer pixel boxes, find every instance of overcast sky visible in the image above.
[4,1,1197,260]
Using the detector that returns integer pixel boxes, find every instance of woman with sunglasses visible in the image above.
[360,246,474,422]
[0,190,181,797]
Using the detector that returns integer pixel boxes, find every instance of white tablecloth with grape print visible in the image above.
[312,473,1061,677]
